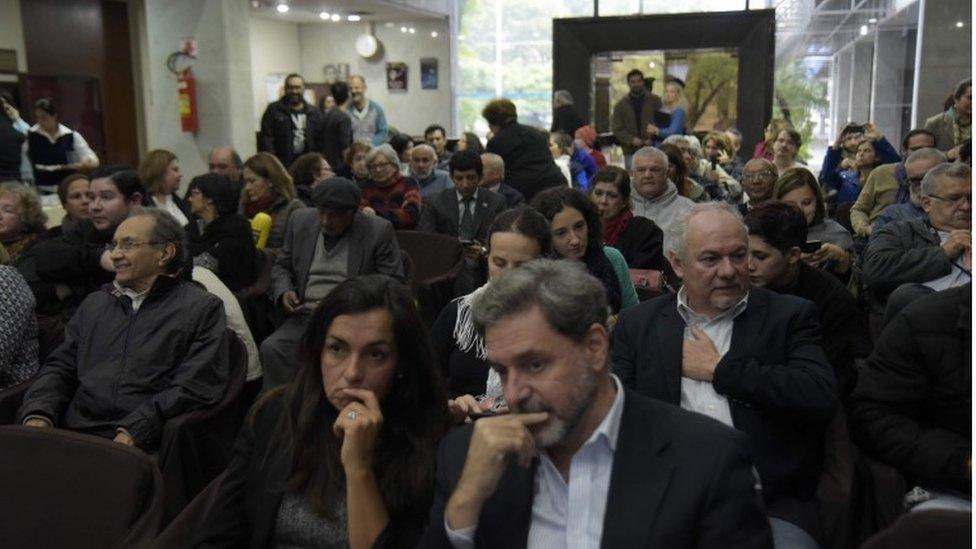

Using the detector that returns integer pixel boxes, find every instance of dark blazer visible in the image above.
[610,215,668,271]
[269,208,404,304]
[318,107,353,171]
[862,218,956,311]
[188,213,257,293]
[192,395,423,548]
[494,182,525,208]
[418,388,773,548]
[612,287,837,538]
[258,99,324,168]
[417,188,507,242]
[486,122,566,203]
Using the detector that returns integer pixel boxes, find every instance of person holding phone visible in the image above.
[819,122,900,205]
[23,98,99,193]
[194,275,451,548]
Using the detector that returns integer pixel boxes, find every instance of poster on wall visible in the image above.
[420,58,438,90]
[386,62,407,93]
[322,63,349,84]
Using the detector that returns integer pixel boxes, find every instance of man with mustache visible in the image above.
[613,202,837,548]
[258,73,324,168]
[419,259,772,548]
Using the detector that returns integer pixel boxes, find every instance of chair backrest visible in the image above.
[395,230,465,288]
[860,509,971,549]
[0,377,33,425]
[0,425,164,548]
[835,201,855,233]
[151,471,226,549]
[235,248,272,299]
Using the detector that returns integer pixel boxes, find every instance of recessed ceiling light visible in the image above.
[275,3,288,14]
[330,13,341,22]
[319,11,330,20]
[347,14,361,21]
[431,31,438,38]
[400,26,408,32]
[868,17,877,23]
[956,21,965,28]
[409,27,415,34]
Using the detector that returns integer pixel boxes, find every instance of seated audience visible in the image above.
[23,98,99,192]
[820,123,900,205]
[51,173,92,237]
[407,144,452,198]
[388,132,414,175]
[195,276,450,548]
[141,149,192,229]
[725,127,745,165]
[613,202,837,546]
[754,119,791,162]
[263,178,404,389]
[739,158,778,215]
[0,182,48,262]
[925,78,971,158]
[425,124,453,170]
[671,134,741,200]
[456,131,484,156]
[478,153,524,208]
[431,207,551,400]
[185,173,257,293]
[629,146,694,251]
[420,259,772,547]
[550,89,585,136]
[704,130,744,182]
[663,141,709,202]
[745,201,867,399]
[17,209,229,451]
[338,140,372,185]
[871,148,946,236]
[532,187,638,313]
[588,165,668,272]
[850,130,938,237]
[848,284,971,513]
[289,152,334,206]
[771,128,807,174]
[574,125,607,168]
[16,166,144,316]
[361,144,422,230]
[418,151,506,279]
[774,168,854,278]
[208,146,245,193]
[483,98,566,202]
[241,152,304,255]
[862,163,971,314]
[0,264,39,390]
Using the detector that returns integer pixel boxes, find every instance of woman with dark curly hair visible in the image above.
[531,187,638,314]
[194,275,450,548]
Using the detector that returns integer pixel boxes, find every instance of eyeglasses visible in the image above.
[107,240,162,252]
[368,161,393,171]
[927,193,972,205]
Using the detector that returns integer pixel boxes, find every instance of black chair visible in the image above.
[235,248,275,345]
[0,377,34,425]
[151,471,226,549]
[395,230,466,326]
[0,425,165,548]
[157,329,249,521]
[860,509,970,549]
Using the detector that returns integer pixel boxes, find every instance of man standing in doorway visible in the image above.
[611,69,662,169]
[259,73,324,168]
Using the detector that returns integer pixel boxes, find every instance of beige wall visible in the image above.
[249,16,302,132]
[0,0,27,78]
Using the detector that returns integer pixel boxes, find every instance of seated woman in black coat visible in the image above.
[431,207,551,403]
[185,173,257,293]
[194,275,451,548]
[587,165,668,272]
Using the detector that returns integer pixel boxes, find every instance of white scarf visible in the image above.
[452,284,503,398]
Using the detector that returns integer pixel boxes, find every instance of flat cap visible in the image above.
[311,177,362,210]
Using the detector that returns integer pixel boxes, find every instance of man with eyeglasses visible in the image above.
[870,148,947,237]
[18,208,229,452]
[863,162,972,324]
[738,158,778,216]
[407,143,452,198]
[850,129,938,238]
[628,146,693,252]
[15,165,145,318]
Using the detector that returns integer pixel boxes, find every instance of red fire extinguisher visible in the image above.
[177,69,198,134]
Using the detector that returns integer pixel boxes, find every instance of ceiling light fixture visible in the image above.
[319,11,330,20]
[275,2,289,14]
[956,21,965,28]
[859,24,868,36]
[400,26,408,32]
[868,17,877,23]
[347,14,361,22]
[409,27,415,34]
[330,13,341,21]
[431,31,438,38]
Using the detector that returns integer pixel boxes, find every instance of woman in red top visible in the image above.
[359,144,421,230]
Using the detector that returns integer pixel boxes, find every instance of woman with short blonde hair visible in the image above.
[139,149,191,228]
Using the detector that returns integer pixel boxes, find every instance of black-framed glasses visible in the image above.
[927,193,972,205]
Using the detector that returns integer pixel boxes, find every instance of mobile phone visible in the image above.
[459,239,475,246]
[801,240,823,253]
[467,410,502,420]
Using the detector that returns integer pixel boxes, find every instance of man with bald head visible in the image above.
[613,202,836,547]
[738,158,778,215]
[408,143,452,198]
[208,146,244,193]
[479,152,524,207]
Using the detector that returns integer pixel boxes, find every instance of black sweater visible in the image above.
[189,213,257,293]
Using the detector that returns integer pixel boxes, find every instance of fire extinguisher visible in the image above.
[177,69,198,134]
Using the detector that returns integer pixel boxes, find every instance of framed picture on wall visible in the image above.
[386,62,407,93]
[322,63,349,84]
[421,58,438,90]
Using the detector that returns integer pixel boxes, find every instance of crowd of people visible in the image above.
[0,67,971,549]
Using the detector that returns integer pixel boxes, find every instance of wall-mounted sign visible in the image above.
[421,58,438,90]
[386,62,407,93]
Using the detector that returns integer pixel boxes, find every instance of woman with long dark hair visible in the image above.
[587,166,667,272]
[531,187,638,314]
[194,275,450,548]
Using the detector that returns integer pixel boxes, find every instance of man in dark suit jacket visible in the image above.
[613,203,837,546]
[261,178,403,389]
[419,259,772,548]
[480,152,525,208]
[317,81,353,173]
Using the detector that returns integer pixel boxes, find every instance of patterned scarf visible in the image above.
[602,209,633,247]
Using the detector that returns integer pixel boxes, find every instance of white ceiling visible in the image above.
[250,0,446,23]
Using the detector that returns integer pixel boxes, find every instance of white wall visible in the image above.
[249,16,302,131]
[0,0,27,77]
[297,18,453,136]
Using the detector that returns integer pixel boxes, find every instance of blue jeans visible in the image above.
[769,517,819,549]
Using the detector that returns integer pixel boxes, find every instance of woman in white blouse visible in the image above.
[139,148,193,230]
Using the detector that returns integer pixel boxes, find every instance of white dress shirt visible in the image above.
[447,375,627,549]
[924,231,972,291]
[675,287,749,428]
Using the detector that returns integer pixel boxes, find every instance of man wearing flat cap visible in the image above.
[262,177,405,389]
